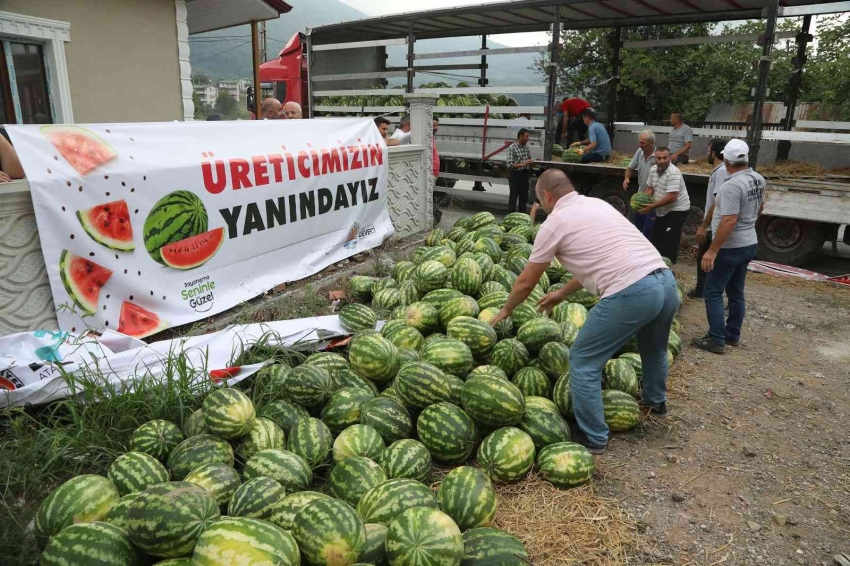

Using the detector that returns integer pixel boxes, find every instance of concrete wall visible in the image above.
[6,0,183,123]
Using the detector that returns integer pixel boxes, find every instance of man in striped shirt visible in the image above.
[506,128,534,214]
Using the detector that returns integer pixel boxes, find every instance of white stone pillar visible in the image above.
[404,92,438,229]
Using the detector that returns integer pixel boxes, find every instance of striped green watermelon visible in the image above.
[328,456,388,507]
[167,434,234,480]
[477,307,513,339]
[397,280,422,306]
[602,389,641,431]
[34,475,120,548]
[128,420,184,462]
[438,466,497,531]
[194,516,300,566]
[630,191,653,212]
[426,228,446,247]
[552,374,572,417]
[337,368,381,395]
[476,291,509,312]
[439,296,480,329]
[509,224,533,243]
[510,302,542,328]
[333,424,385,462]
[445,374,465,405]
[527,285,545,304]
[451,257,483,296]
[237,417,286,460]
[560,271,574,284]
[182,409,206,437]
[460,374,525,427]
[380,386,406,404]
[382,319,408,337]
[259,399,310,434]
[461,527,530,565]
[603,359,639,397]
[357,478,437,525]
[474,238,502,264]
[505,243,532,262]
[488,338,529,378]
[373,287,402,315]
[478,280,506,296]
[393,361,454,410]
[379,439,432,483]
[471,253,496,282]
[40,522,142,566]
[476,427,535,483]
[417,402,476,464]
[274,491,331,531]
[387,506,463,566]
[393,261,416,281]
[127,481,219,557]
[421,288,463,310]
[421,338,474,378]
[467,211,496,230]
[455,236,477,257]
[360,397,412,445]
[499,232,528,251]
[349,333,400,383]
[102,493,139,532]
[184,463,242,510]
[374,277,399,293]
[255,363,291,396]
[536,442,595,488]
[422,246,457,268]
[545,258,567,282]
[395,347,420,365]
[473,225,503,243]
[669,329,682,357]
[340,303,378,332]
[506,255,528,275]
[385,324,425,351]
[512,367,551,397]
[447,226,468,242]
[228,477,286,523]
[202,388,256,439]
[108,452,169,496]
[413,247,430,265]
[518,400,571,449]
[492,268,518,292]
[415,260,449,293]
[525,396,559,413]
[442,239,458,253]
[321,387,375,434]
[566,288,599,309]
[538,341,570,379]
[516,318,562,353]
[361,523,389,566]
[501,212,532,230]
[447,316,498,357]
[150,559,195,566]
[349,275,377,302]
[305,352,349,383]
[243,449,312,492]
[283,365,336,408]
[671,317,681,334]
[403,302,440,334]
[559,321,580,346]
[618,352,643,379]
[287,417,333,470]
[467,365,508,382]
[553,302,587,328]
[144,190,208,265]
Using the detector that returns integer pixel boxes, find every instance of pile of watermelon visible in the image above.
[33,210,683,566]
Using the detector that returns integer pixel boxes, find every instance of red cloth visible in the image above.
[433,138,440,177]
[561,98,591,119]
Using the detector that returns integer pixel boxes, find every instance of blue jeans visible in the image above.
[581,152,606,163]
[704,244,757,345]
[632,209,657,239]
[569,270,680,446]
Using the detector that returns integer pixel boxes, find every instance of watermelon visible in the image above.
[340,303,378,332]
[512,367,551,397]
[421,288,463,310]
[439,295,481,329]
[559,321,580,346]
[397,280,422,306]
[41,124,116,174]
[102,493,139,531]
[283,364,337,407]
[488,338,529,378]
[379,439,432,483]
[445,373,466,406]
[437,466,497,531]
[500,232,528,251]
[321,387,375,434]
[386,507,463,566]
[129,419,184,462]
[447,226,468,242]
[538,342,570,379]
[194,516,300,566]
[421,338,475,378]
[228,476,287,523]
[183,409,207,437]
[553,302,588,328]
[287,417,333,470]
[382,319,407,337]
[467,211,496,230]
[506,255,528,275]
[545,258,567,282]
[202,388,256,439]
[274,491,332,531]
[477,307,513,339]
[393,361,453,410]
[58,250,113,316]
[349,333,399,383]
[467,365,508,382]
[536,442,595,488]
[501,212,532,230]
[76,199,135,252]
[454,216,471,230]
[184,463,242,510]
[476,427,536,483]
[350,275,378,302]
[337,368,381,395]
[259,400,310,434]
[333,424,386,462]
[403,302,440,334]
[328,456,388,507]
[552,374,572,417]
[373,287,402,314]
[393,261,416,281]
[415,260,449,293]
[474,238,502,265]
[385,324,426,351]
[478,281,506,297]
[143,190,208,265]
[602,389,641,431]
[357,478,437,525]
[422,246,457,268]
[160,227,224,270]
[630,192,653,212]
[505,243,532,262]
[305,351,349,382]
[566,288,599,309]
[471,253,496,283]
[34,475,120,548]
[243,449,312,492]
[40,522,141,566]
[476,291,508,311]
[426,228,446,246]
[361,523,389,566]
[417,402,476,464]
[671,317,681,334]
[461,527,530,565]
[450,257,483,296]
[395,347,421,365]
[618,352,643,380]
[510,224,534,243]
[151,560,194,566]
[447,316,498,357]
[237,417,286,460]
[460,374,525,427]
[669,329,682,357]
[603,359,639,397]
[509,302,542,328]
[374,277,399,293]
[126,481,219,557]
[108,452,169,496]
[516,318,562,353]
[518,400,571,449]
[167,434,234,480]
[492,267,518,291]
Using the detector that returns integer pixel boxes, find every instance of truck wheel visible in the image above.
[589,186,628,217]
[683,206,704,236]
[755,216,826,266]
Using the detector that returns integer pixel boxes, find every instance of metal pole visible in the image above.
[306,32,314,118]
[251,21,261,120]
[407,23,416,94]
[607,27,622,142]
[777,14,812,162]
[543,7,561,161]
[479,35,488,87]
[748,0,780,169]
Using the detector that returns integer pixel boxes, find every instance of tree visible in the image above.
[214,92,238,118]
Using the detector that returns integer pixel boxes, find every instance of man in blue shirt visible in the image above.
[572,109,611,163]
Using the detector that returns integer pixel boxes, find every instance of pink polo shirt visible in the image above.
[529,192,666,298]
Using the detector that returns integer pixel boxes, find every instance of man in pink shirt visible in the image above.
[491,169,679,454]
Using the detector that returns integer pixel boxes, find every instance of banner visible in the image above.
[8,119,393,338]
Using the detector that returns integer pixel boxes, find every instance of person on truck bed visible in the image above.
[561,97,591,145]
[640,147,691,263]
[668,111,693,165]
[489,169,677,455]
[506,128,534,214]
[283,101,303,120]
[374,116,401,147]
[689,138,730,300]
[260,98,282,120]
[573,109,611,164]
[624,129,658,238]
[692,140,765,355]
[391,115,412,145]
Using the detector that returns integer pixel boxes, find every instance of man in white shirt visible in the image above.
[391,115,412,145]
[689,139,729,299]
[638,147,691,263]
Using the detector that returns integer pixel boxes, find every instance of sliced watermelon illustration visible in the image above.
[76,199,135,251]
[41,125,117,175]
[59,250,113,316]
[117,301,167,339]
[161,227,224,270]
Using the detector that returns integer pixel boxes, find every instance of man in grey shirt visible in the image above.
[668,111,693,165]
[688,138,729,299]
[693,139,765,354]
[623,129,657,237]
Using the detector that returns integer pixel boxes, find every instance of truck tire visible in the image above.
[755,216,826,266]
[589,186,628,217]
[684,206,704,236]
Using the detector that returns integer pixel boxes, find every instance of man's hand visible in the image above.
[696,226,708,244]
[529,202,540,220]
[536,290,565,316]
[570,142,581,148]
[622,178,630,190]
[701,249,717,272]
[525,159,534,166]
[489,308,511,326]
[0,171,11,183]
[638,203,654,215]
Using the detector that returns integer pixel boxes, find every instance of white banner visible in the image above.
[8,119,393,338]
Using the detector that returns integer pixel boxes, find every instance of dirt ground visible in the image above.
[595,254,850,566]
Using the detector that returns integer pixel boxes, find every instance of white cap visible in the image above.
[721,139,750,163]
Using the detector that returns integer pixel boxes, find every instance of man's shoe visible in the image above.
[640,401,669,418]
[572,431,607,455]
[691,335,725,354]
[686,289,703,300]
[726,338,740,347]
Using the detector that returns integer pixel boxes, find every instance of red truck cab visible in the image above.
[258,32,308,113]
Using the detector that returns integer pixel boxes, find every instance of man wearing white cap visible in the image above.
[692,139,765,354]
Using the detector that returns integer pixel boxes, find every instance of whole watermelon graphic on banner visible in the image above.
[8,119,393,338]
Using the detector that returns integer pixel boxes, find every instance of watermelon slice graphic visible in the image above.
[59,250,113,316]
[117,301,167,339]
[41,125,117,175]
[76,199,135,251]
[160,227,224,270]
